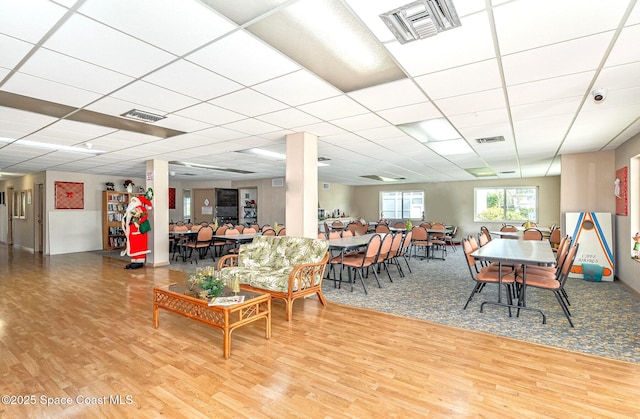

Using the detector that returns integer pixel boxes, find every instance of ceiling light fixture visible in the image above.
[361,175,405,182]
[398,117,461,143]
[380,0,461,44]
[237,148,287,160]
[0,137,105,154]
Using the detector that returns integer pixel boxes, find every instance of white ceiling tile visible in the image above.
[2,72,102,107]
[501,32,614,85]
[256,108,321,129]
[0,1,67,43]
[40,119,117,139]
[385,12,495,76]
[415,59,502,100]
[627,1,640,25]
[0,34,33,69]
[354,126,405,141]
[376,102,442,125]
[209,88,288,117]
[330,113,389,131]
[79,0,236,55]
[493,0,628,55]
[513,115,574,151]
[0,106,58,128]
[294,122,345,137]
[221,118,282,136]
[111,81,199,113]
[606,24,640,67]
[348,79,427,111]
[563,104,640,152]
[595,62,640,91]
[297,95,368,120]
[186,30,300,87]
[253,70,341,106]
[152,114,211,132]
[19,48,134,94]
[43,14,176,78]
[507,71,595,106]
[450,108,510,129]
[143,59,243,101]
[511,97,582,122]
[192,126,248,141]
[174,102,245,126]
[435,89,506,116]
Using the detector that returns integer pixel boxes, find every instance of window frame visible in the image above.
[473,186,539,223]
[380,190,424,220]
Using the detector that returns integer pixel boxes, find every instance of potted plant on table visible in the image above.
[188,266,225,299]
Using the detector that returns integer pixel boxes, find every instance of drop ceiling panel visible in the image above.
[513,115,575,150]
[221,118,282,136]
[449,108,510,129]
[297,95,368,121]
[415,59,502,100]
[2,72,102,108]
[19,48,134,94]
[506,71,595,106]
[493,0,628,55]
[257,108,321,129]
[174,103,245,126]
[111,81,199,113]
[296,122,345,137]
[510,97,581,122]
[385,12,495,76]
[78,0,236,55]
[330,113,390,131]
[502,32,614,86]
[85,97,163,119]
[152,114,211,133]
[354,126,405,141]
[435,89,506,116]
[348,79,428,111]
[0,1,67,43]
[43,14,176,78]
[186,30,300,87]
[195,126,250,141]
[143,59,243,101]
[209,88,288,117]
[376,102,442,125]
[253,70,341,106]
[595,62,640,91]
[0,34,34,69]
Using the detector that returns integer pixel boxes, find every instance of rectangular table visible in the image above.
[153,283,271,359]
[327,233,377,288]
[470,239,556,323]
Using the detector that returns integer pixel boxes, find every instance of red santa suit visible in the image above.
[121,195,152,268]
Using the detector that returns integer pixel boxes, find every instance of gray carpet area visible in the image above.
[101,244,640,363]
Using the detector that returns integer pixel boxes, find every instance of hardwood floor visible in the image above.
[1,244,639,418]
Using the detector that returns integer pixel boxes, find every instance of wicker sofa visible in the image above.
[217,235,330,321]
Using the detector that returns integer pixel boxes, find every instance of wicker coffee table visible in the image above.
[153,283,271,359]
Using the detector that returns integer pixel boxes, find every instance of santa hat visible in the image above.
[137,195,152,209]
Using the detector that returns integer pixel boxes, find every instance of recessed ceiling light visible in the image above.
[169,161,254,174]
[426,139,472,155]
[398,118,461,143]
[361,175,405,182]
[465,167,496,177]
[237,148,286,160]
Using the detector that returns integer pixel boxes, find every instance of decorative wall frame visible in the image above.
[169,187,176,209]
[615,166,628,216]
[55,181,84,209]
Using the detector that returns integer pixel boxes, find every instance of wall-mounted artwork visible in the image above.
[55,181,84,209]
[615,166,628,216]
[169,187,176,209]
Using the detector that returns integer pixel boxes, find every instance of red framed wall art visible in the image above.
[55,181,84,209]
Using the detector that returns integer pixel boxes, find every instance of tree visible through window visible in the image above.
[474,187,538,222]
[380,191,424,219]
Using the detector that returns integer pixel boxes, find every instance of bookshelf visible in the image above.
[102,191,130,250]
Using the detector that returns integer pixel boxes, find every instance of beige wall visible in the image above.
[350,176,561,240]
[231,178,285,227]
[318,182,354,218]
[613,133,640,294]
[560,151,616,216]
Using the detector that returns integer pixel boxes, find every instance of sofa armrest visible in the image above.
[286,252,329,294]
[217,254,238,271]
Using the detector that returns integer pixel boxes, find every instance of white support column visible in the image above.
[145,159,170,267]
[285,132,318,238]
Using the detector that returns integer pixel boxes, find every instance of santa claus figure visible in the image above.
[121,188,153,269]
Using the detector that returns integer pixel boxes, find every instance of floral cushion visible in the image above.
[220,236,329,292]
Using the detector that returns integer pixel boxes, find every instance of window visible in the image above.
[474,187,538,222]
[381,191,424,219]
[183,189,191,221]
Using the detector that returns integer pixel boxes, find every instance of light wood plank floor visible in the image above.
[1,244,639,418]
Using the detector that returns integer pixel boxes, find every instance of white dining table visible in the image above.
[327,233,377,288]
[470,238,556,323]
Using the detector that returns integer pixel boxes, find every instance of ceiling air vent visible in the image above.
[380,0,461,44]
[475,136,505,144]
[121,109,166,123]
